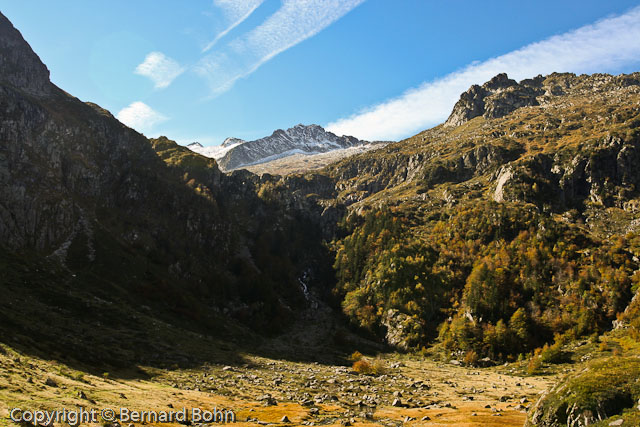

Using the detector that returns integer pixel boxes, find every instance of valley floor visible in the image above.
[0,345,555,427]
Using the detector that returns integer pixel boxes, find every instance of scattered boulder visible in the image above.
[477,357,496,367]
[257,394,277,406]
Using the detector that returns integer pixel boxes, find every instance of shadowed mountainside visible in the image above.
[0,12,342,373]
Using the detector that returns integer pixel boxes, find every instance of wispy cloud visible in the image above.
[203,0,266,52]
[196,0,366,95]
[327,6,640,141]
[116,102,167,133]
[135,52,185,89]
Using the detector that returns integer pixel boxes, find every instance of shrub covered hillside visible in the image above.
[326,72,640,360]
[333,201,638,359]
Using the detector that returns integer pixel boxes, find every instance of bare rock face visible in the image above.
[0,11,225,257]
[381,309,424,351]
[444,73,543,127]
[0,12,51,97]
[493,166,514,203]
[491,135,640,211]
[445,84,489,128]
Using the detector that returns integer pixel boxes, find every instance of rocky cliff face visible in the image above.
[322,72,640,220]
[492,134,640,211]
[444,73,544,127]
[0,30,223,258]
[0,13,51,97]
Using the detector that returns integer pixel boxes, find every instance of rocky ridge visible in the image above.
[444,73,545,127]
[0,12,51,97]
[324,72,640,216]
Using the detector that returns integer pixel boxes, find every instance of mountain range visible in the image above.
[187,123,381,171]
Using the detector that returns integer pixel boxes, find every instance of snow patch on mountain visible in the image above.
[187,139,244,160]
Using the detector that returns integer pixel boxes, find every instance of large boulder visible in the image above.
[381,309,424,351]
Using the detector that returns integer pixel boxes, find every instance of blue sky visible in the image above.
[2,1,640,144]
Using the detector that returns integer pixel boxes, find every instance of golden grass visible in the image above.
[0,343,557,427]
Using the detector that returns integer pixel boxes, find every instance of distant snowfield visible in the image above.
[185,139,386,175]
[187,140,243,160]
[240,143,387,175]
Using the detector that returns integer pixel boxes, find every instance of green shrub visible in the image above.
[528,357,640,425]
[527,355,543,375]
[540,342,564,364]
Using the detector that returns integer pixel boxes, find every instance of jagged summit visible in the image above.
[187,142,203,148]
[0,12,51,96]
[444,71,640,128]
[444,72,545,128]
[188,123,370,171]
[217,124,367,171]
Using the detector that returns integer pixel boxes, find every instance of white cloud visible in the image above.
[135,52,184,89]
[203,0,266,52]
[116,102,167,133]
[326,6,640,141]
[196,0,366,95]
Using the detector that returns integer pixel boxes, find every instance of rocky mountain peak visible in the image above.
[483,72,517,90]
[293,123,322,131]
[188,142,203,148]
[444,73,544,128]
[215,124,369,171]
[0,12,51,96]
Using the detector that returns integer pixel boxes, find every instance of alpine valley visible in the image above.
[2,10,640,427]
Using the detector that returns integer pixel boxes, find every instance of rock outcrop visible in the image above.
[491,135,640,210]
[445,73,544,127]
[381,309,424,351]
